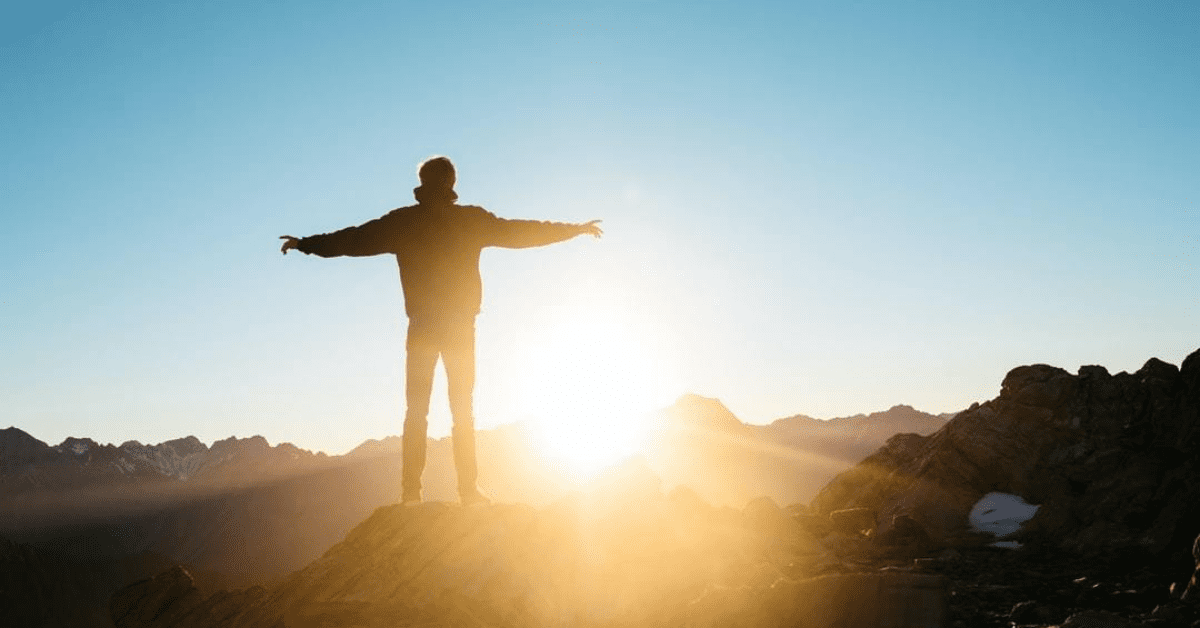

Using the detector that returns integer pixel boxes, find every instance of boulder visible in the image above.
[110,567,204,628]
[875,514,932,549]
[828,508,876,535]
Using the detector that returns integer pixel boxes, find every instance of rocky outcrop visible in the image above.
[813,349,1200,565]
[109,462,848,628]
[110,566,266,628]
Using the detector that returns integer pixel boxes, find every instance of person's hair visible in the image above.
[417,156,456,190]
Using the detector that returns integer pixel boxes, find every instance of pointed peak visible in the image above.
[348,436,403,457]
[664,394,745,433]
[1,426,44,443]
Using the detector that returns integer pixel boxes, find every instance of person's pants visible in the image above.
[401,315,479,499]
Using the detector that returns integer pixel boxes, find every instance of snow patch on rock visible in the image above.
[970,492,1039,544]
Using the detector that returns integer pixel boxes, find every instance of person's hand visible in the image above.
[578,220,603,239]
[279,235,300,255]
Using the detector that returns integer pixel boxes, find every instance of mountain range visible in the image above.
[0,397,948,627]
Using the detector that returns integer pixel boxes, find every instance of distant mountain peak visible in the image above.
[57,437,98,456]
[161,436,206,456]
[665,394,746,433]
[0,426,54,472]
[1,432,325,490]
[347,436,402,458]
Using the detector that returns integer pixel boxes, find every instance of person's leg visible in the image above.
[402,318,439,502]
[442,316,484,503]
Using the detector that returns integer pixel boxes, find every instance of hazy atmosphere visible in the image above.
[3,0,1197,455]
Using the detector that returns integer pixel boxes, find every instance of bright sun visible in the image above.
[513,315,676,481]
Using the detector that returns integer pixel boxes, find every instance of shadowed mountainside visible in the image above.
[0,535,175,628]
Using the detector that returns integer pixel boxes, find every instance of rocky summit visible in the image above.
[813,350,1200,566]
[109,464,829,628]
[110,463,966,628]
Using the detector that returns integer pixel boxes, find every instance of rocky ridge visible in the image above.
[813,350,1200,565]
[110,464,913,628]
[0,430,330,494]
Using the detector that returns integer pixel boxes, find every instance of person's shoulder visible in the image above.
[385,203,420,216]
[455,204,498,220]
[379,204,421,222]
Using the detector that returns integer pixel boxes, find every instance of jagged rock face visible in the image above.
[813,349,1200,561]
[110,566,266,628]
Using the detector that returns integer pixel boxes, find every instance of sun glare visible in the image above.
[514,316,676,481]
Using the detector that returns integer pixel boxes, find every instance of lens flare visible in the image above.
[514,317,675,481]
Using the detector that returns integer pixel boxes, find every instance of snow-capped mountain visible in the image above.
[0,428,328,493]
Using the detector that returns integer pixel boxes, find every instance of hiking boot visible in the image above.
[459,490,491,507]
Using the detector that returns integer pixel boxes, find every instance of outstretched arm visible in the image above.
[279,212,400,258]
[488,216,603,249]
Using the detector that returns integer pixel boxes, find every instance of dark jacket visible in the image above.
[297,194,581,319]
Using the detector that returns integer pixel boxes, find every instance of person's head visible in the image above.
[417,156,456,191]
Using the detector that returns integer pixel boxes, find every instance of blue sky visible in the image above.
[3,0,1197,455]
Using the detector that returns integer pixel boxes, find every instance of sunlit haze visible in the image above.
[516,312,678,478]
[2,1,1197,457]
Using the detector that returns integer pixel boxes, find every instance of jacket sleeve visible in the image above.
[484,213,582,249]
[296,212,399,258]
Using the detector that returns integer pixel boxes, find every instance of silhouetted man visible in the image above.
[281,156,602,506]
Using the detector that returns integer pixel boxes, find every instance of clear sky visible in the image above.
[3,0,1197,456]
